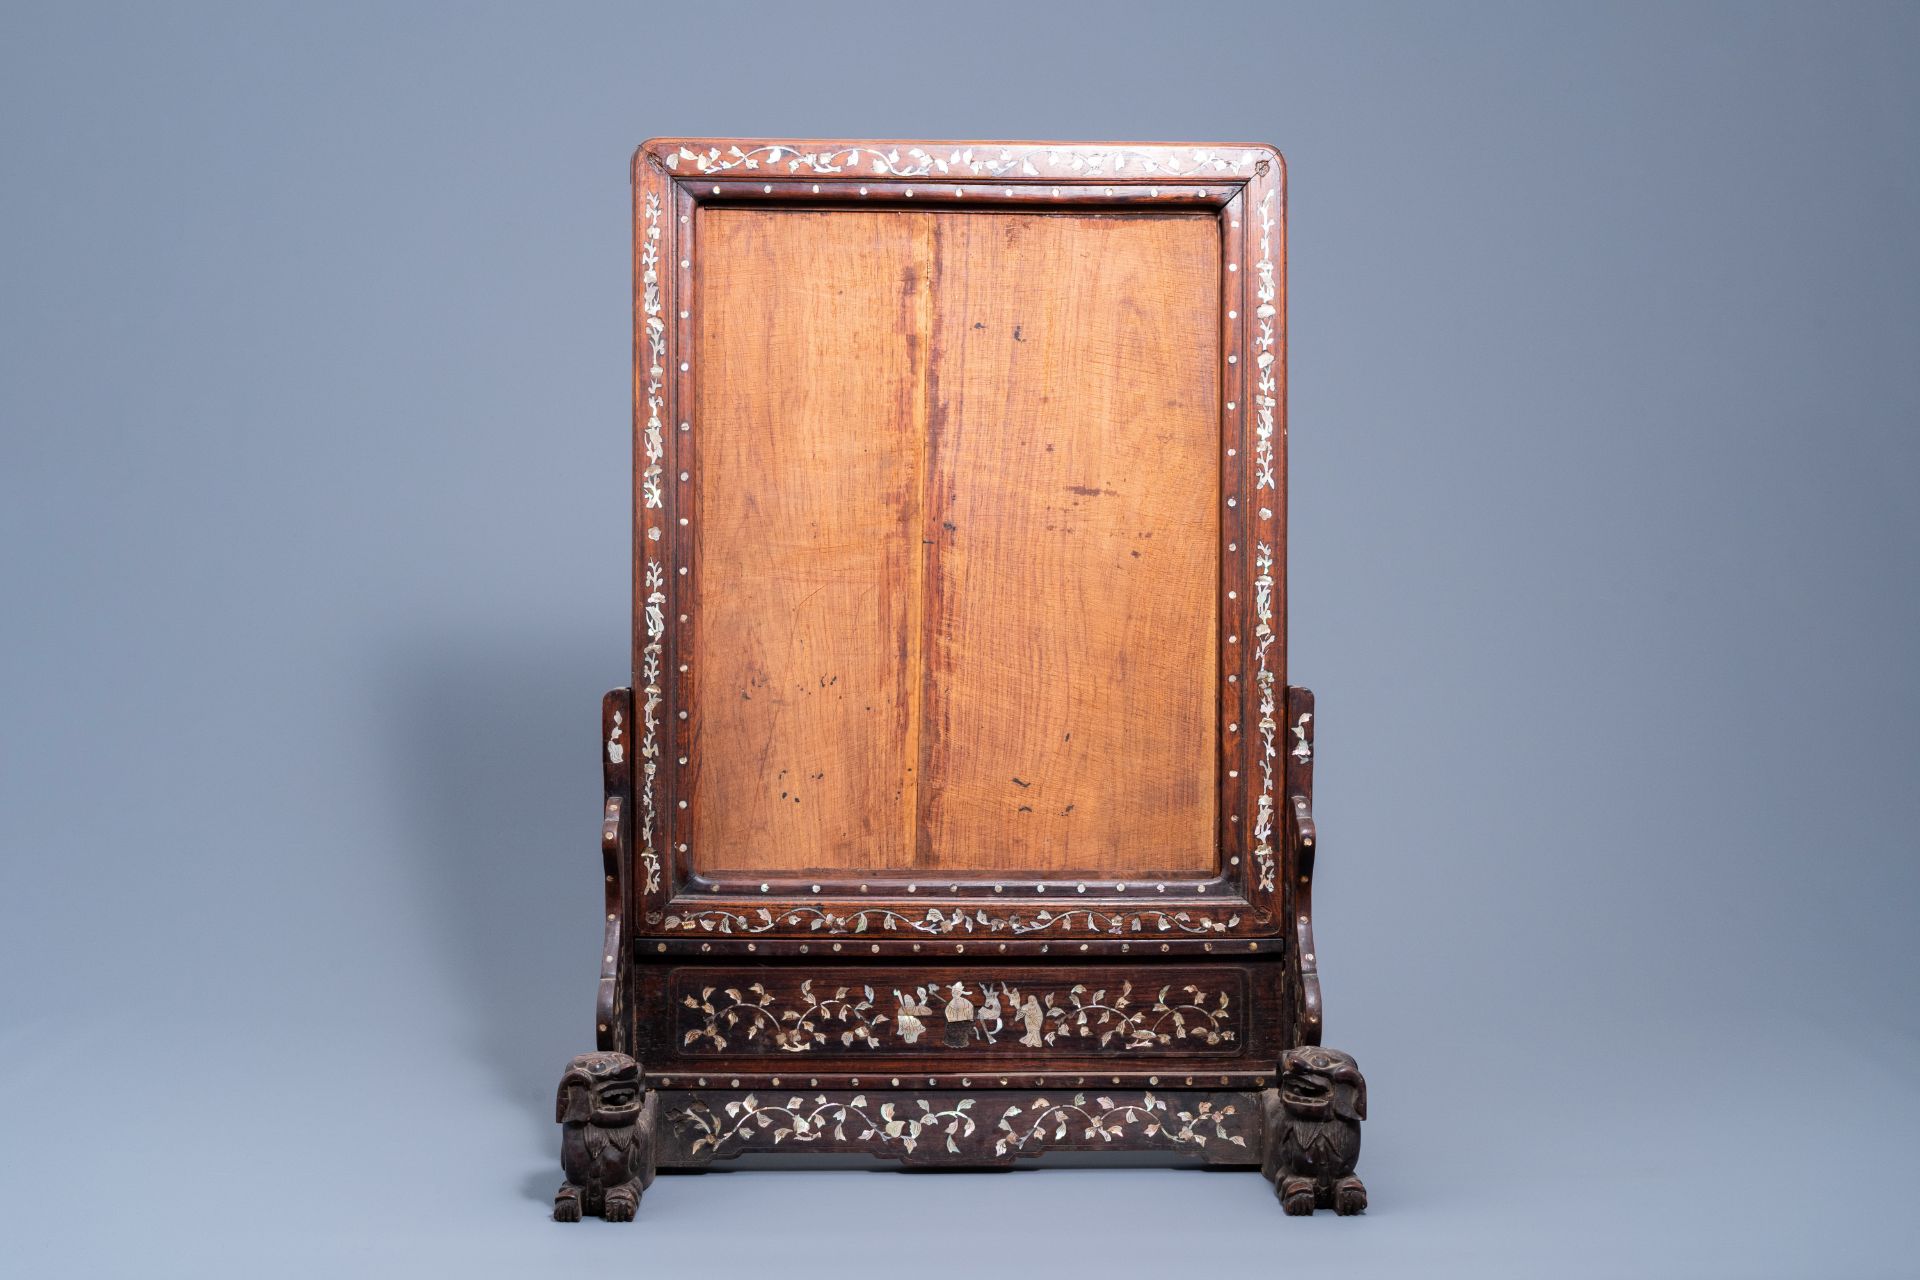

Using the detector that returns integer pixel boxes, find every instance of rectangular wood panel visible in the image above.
[692,209,929,873]
[692,206,1220,879]
[919,213,1221,875]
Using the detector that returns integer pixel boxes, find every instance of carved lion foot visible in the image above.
[1279,1175,1317,1216]
[1334,1175,1367,1216]
[553,1183,584,1223]
[602,1181,641,1223]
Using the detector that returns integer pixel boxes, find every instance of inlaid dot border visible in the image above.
[636,144,1285,928]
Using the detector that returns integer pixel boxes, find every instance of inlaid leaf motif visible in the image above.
[631,188,669,894]
[670,905,1232,937]
[681,973,1233,1055]
[985,1089,1251,1157]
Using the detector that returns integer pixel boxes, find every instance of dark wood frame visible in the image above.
[558,139,1364,1218]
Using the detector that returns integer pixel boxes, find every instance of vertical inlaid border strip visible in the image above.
[669,180,699,892]
[1247,156,1284,897]
[635,165,667,897]
[1217,188,1248,903]
[1285,685,1318,1043]
[1270,154,1289,702]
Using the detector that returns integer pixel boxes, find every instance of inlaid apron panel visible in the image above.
[642,964,1290,1067]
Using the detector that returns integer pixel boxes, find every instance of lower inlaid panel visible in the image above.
[646,965,1271,1061]
[658,1088,1264,1167]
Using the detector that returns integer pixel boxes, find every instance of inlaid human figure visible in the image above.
[1018,994,1046,1047]
[895,988,932,1044]
[943,982,977,1047]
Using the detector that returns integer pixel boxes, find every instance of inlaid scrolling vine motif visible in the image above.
[901,980,1235,1050]
[664,905,1239,938]
[677,978,1236,1056]
[1252,190,1280,493]
[674,1093,978,1156]
[681,981,888,1054]
[663,143,1255,180]
[666,1092,1251,1159]
[992,1092,1248,1158]
[1248,187,1281,896]
[639,191,667,513]
[1252,545,1279,893]
[635,190,667,895]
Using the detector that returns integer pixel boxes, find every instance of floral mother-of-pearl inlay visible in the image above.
[1291,711,1313,764]
[675,1093,978,1156]
[639,149,1286,911]
[1247,187,1281,897]
[1251,543,1278,893]
[682,980,888,1053]
[993,1092,1248,1157]
[900,979,1234,1050]
[677,979,1236,1055]
[664,1091,1252,1159]
[663,905,1239,937]
[663,143,1254,180]
[1252,190,1279,494]
[635,190,666,895]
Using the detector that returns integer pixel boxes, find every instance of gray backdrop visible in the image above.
[3,3,1916,1275]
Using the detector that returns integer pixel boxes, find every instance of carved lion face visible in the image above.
[556,1052,641,1127]
[1279,1046,1365,1123]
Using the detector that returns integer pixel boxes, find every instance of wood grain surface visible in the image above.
[692,206,1219,878]
[692,209,929,874]
[919,212,1219,874]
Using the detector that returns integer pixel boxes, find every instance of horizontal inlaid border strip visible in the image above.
[640,935,1281,960]
[658,1087,1265,1166]
[649,1069,1278,1092]
[683,180,1234,208]
[646,139,1272,182]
